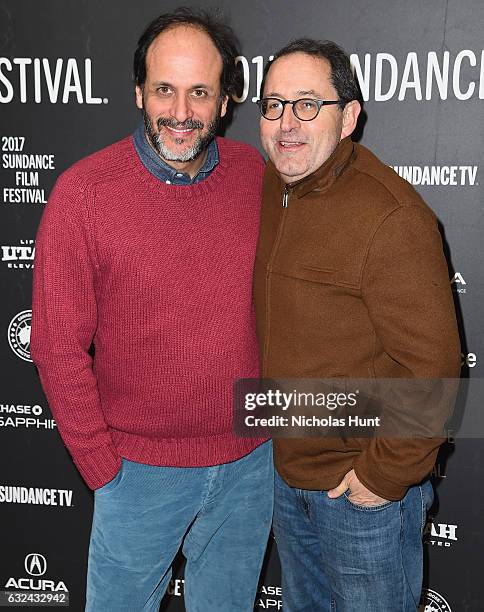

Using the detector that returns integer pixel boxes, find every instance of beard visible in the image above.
[143,106,221,163]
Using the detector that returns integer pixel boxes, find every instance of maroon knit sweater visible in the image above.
[30,135,266,490]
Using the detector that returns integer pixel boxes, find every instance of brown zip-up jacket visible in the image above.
[253,136,461,500]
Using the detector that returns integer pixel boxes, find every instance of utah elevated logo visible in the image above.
[423,517,458,548]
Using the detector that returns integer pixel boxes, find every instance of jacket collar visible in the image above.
[267,136,356,198]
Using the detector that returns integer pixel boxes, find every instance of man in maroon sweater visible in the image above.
[30,8,272,611]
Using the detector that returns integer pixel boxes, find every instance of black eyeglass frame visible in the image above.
[256,97,341,121]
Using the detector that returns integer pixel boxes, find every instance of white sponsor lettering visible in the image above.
[2,154,55,169]
[4,577,68,592]
[0,486,73,506]
[431,463,446,478]
[0,404,42,415]
[0,58,107,104]
[391,165,478,186]
[3,188,47,203]
[451,272,467,294]
[0,416,56,429]
[424,518,458,548]
[259,586,282,596]
[257,585,283,609]
[351,49,484,101]
[1,137,55,207]
[1,242,35,269]
[461,352,477,368]
[167,579,185,596]
[257,600,282,609]
[4,554,70,598]
[432,523,458,541]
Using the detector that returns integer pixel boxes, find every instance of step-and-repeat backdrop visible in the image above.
[1,1,482,610]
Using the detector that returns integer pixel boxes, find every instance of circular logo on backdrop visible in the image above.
[24,553,47,577]
[8,310,32,362]
[419,588,452,612]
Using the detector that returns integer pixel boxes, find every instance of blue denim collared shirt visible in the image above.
[133,122,219,185]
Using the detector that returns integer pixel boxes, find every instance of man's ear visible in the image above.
[135,85,143,110]
[219,95,229,118]
[340,100,361,139]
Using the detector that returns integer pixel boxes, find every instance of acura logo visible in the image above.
[24,553,47,577]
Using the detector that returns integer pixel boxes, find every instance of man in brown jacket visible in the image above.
[254,38,461,611]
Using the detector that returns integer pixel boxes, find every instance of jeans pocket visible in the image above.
[95,459,126,496]
[343,491,393,511]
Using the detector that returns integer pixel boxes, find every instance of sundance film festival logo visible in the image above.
[351,49,484,102]
[419,588,452,611]
[1,240,35,269]
[236,49,484,104]
[424,517,458,548]
[7,310,31,361]
[0,58,108,104]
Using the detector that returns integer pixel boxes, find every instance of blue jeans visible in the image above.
[85,441,273,612]
[273,470,434,612]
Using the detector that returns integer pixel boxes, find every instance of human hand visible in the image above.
[327,469,389,506]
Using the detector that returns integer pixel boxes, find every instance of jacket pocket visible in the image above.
[271,263,338,285]
[272,262,360,290]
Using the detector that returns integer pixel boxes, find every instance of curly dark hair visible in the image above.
[133,7,242,98]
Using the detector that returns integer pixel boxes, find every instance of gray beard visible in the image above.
[143,111,220,163]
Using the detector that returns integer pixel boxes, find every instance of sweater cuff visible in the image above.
[73,444,122,490]
[353,456,408,501]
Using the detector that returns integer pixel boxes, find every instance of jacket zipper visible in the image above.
[282,187,289,208]
[262,186,291,375]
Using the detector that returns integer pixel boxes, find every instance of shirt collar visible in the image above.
[133,122,219,185]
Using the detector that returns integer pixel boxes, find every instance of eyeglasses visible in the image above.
[256,97,341,121]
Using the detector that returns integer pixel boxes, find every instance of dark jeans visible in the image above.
[273,470,434,611]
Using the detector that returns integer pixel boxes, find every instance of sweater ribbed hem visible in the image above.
[73,443,122,491]
[111,430,268,468]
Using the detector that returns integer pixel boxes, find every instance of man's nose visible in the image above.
[279,103,300,132]
[169,94,194,124]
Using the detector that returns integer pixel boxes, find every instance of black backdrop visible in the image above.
[1,1,483,610]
